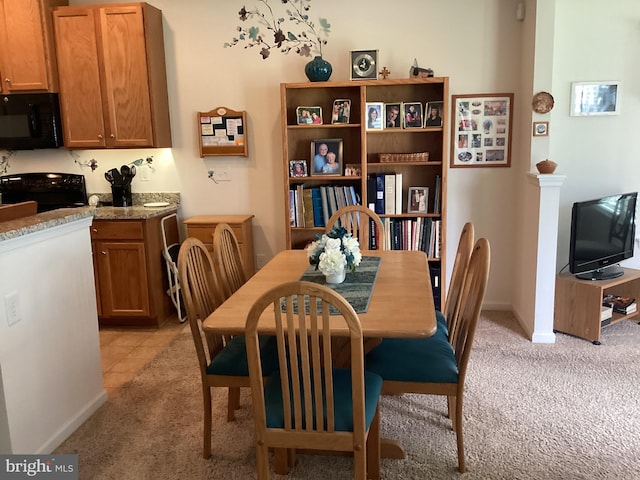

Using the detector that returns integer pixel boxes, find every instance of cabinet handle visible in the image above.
[97,134,103,139]
[110,134,115,139]
[92,228,98,233]
[4,78,9,83]
[101,251,107,255]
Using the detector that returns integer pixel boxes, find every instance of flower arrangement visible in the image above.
[223,0,330,60]
[307,226,362,276]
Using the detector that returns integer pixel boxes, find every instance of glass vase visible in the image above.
[324,267,346,284]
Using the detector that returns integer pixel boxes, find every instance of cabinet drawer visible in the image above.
[90,220,144,240]
[187,225,245,245]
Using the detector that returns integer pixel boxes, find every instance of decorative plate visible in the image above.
[532,92,554,113]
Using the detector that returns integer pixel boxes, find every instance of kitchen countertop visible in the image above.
[0,204,178,242]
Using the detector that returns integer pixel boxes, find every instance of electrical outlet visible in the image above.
[217,168,230,181]
[140,165,150,182]
[5,291,20,326]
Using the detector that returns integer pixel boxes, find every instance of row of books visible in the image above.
[289,184,359,228]
[602,294,637,315]
[366,173,441,215]
[373,217,441,258]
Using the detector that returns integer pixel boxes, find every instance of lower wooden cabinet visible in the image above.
[91,214,175,327]
[184,214,255,278]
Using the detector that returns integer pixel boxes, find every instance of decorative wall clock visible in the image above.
[350,50,378,80]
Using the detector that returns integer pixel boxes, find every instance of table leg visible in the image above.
[380,438,406,459]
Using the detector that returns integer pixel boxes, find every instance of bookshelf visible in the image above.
[281,77,448,308]
[554,268,640,344]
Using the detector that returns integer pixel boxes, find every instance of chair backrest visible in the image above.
[0,201,37,222]
[326,205,385,251]
[177,237,226,378]
[444,222,475,338]
[450,237,490,390]
[245,281,367,440]
[213,223,247,299]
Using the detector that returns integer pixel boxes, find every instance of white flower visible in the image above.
[318,248,347,275]
[324,237,342,251]
[308,228,362,276]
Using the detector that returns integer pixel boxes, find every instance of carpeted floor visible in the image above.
[55,311,640,479]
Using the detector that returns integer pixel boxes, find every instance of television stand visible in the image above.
[554,268,640,344]
[575,264,624,281]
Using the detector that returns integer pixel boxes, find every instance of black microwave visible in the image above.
[0,93,64,150]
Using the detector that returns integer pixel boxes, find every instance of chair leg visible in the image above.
[273,448,290,475]
[366,404,381,480]
[256,443,270,480]
[203,387,212,459]
[447,395,456,424]
[454,397,466,473]
[227,387,240,421]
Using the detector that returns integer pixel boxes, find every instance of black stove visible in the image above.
[0,172,88,213]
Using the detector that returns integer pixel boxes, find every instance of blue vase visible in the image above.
[305,56,332,82]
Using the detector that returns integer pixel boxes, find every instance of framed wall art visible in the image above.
[533,121,549,137]
[450,93,513,168]
[570,81,620,116]
[198,106,247,157]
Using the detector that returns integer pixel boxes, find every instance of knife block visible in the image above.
[111,185,132,207]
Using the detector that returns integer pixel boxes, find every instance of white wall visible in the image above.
[10,1,639,322]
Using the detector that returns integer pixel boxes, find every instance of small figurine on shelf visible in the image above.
[409,58,434,78]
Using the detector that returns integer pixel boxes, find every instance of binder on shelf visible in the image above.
[374,174,385,215]
[384,174,395,215]
[395,173,403,214]
[311,188,324,227]
[367,176,377,211]
[303,188,314,227]
[433,175,441,214]
[319,186,330,225]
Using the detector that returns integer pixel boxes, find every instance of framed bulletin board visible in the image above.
[198,107,248,157]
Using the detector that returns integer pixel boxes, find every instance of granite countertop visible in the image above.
[0,204,178,242]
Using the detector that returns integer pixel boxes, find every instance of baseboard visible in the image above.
[36,389,108,454]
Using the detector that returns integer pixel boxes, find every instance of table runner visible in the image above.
[295,256,381,314]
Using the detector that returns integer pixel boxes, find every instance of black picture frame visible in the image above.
[310,139,343,176]
[408,187,429,213]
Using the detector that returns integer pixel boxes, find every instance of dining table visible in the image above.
[201,248,437,467]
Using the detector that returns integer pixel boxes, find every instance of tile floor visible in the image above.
[99,315,186,397]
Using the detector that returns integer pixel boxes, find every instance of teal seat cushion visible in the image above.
[206,335,279,377]
[435,309,449,338]
[365,336,458,384]
[263,368,383,432]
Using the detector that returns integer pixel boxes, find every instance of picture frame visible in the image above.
[310,138,343,176]
[408,187,429,213]
[289,160,308,177]
[533,121,549,137]
[331,99,351,124]
[403,102,423,129]
[384,103,402,129]
[365,102,384,130]
[296,106,323,125]
[570,81,620,116]
[424,101,443,127]
[350,50,378,80]
[450,93,513,168]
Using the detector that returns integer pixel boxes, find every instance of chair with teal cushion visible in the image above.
[177,237,278,459]
[366,237,490,473]
[245,281,382,480]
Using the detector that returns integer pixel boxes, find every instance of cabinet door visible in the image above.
[95,240,150,318]
[53,7,107,148]
[98,5,154,147]
[0,0,49,92]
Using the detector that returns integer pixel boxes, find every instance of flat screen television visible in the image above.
[569,192,637,280]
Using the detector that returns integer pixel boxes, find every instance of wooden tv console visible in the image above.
[554,268,640,344]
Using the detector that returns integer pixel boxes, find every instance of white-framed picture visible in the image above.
[570,81,620,116]
[365,102,383,130]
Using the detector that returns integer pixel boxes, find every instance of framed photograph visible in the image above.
[450,93,513,168]
[570,81,620,116]
[424,101,443,127]
[403,102,423,128]
[331,99,351,124]
[408,187,429,213]
[310,139,343,176]
[296,106,323,125]
[344,164,361,177]
[533,121,549,137]
[289,160,308,177]
[384,103,401,129]
[350,50,378,80]
[365,102,383,130]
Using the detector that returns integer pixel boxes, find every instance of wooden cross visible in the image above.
[379,66,390,79]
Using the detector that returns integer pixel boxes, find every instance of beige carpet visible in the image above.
[56,311,640,479]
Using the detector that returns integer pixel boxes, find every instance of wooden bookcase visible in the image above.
[280,78,448,308]
[554,268,640,344]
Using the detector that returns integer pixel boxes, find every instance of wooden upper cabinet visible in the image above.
[52,2,172,149]
[0,0,68,93]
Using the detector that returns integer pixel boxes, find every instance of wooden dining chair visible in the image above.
[177,237,278,459]
[365,238,490,473]
[438,222,474,340]
[326,205,385,250]
[245,281,383,480]
[213,222,247,299]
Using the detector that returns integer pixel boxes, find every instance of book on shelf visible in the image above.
[311,188,324,227]
[433,175,441,214]
[601,305,613,322]
[602,294,637,314]
[395,173,403,214]
[374,173,385,215]
[302,188,314,227]
[384,174,395,215]
[319,186,330,225]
